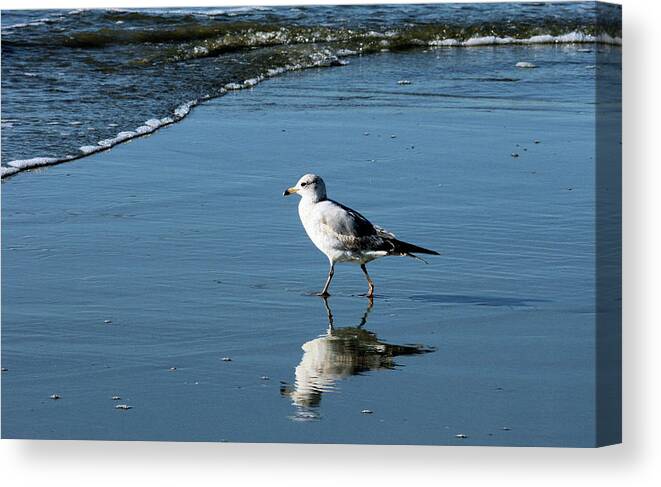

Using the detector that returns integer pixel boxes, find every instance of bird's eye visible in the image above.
[301,182,307,187]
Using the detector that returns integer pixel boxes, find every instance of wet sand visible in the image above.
[2,47,609,445]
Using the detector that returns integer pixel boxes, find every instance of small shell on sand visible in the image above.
[115,404,132,410]
[361,409,373,414]
[50,394,61,400]
[515,62,537,69]
[221,357,232,362]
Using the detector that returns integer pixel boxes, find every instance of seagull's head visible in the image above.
[283,174,327,202]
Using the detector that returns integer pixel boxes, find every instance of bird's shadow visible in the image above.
[280,297,434,421]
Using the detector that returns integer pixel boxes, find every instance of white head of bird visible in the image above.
[283,173,327,203]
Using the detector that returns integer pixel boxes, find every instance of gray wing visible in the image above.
[319,200,397,253]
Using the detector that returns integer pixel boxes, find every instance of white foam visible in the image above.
[134,125,156,136]
[428,31,622,48]
[266,67,287,77]
[243,78,260,88]
[79,145,104,155]
[1,166,21,178]
[144,118,162,128]
[173,100,197,118]
[192,46,209,56]
[7,156,63,170]
[526,35,556,44]
[429,38,461,46]
[98,131,136,147]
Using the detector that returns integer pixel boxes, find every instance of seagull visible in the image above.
[283,174,439,298]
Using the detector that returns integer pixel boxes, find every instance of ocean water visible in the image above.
[1,3,621,446]
[1,2,620,177]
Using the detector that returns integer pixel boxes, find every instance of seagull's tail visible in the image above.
[391,239,441,263]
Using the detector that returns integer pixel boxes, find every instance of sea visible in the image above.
[1,2,621,178]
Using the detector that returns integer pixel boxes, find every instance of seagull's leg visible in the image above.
[319,262,335,297]
[360,264,374,299]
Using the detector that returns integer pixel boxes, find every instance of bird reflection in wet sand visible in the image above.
[280,298,433,421]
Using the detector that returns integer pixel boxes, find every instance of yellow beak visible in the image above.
[283,187,298,196]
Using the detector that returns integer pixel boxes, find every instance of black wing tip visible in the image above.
[395,239,441,257]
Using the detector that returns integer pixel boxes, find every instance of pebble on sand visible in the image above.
[361,409,374,414]
[390,135,397,138]
[511,153,519,158]
[455,433,468,439]
[534,140,541,144]
[50,394,61,400]
[221,357,232,362]
[515,61,537,69]
[115,404,132,410]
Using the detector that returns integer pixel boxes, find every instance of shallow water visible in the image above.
[1,43,620,445]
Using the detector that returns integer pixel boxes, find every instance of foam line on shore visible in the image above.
[1,100,201,179]
[1,51,349,179]
[1,32,618,180]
